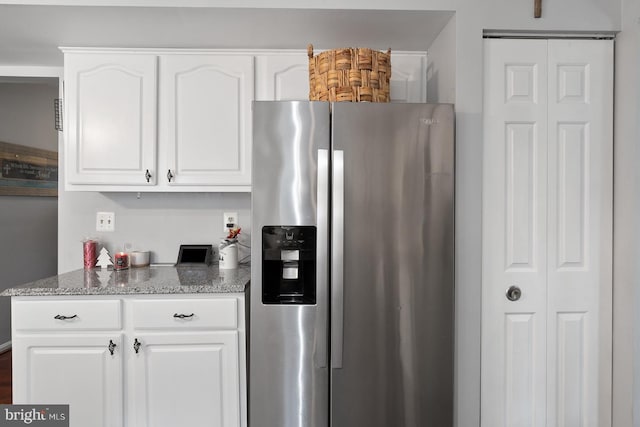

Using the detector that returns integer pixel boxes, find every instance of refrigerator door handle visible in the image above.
[331,149,345,369]
[315,148,329,369]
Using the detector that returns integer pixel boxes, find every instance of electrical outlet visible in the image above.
[223,212,238,232]
[96,212,115,232]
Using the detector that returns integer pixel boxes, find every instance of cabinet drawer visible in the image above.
[13,300,122,331]
[131,298,238,330]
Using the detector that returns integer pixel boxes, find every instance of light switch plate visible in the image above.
[223,212,238,232]
[96,212,115,232]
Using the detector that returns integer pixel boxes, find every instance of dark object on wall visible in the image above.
[0,141,58,197]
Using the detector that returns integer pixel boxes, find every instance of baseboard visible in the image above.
[0,341,11,354]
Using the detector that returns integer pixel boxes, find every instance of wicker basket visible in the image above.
[307,44,391,102]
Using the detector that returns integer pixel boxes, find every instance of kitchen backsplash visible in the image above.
[58,190,251,273]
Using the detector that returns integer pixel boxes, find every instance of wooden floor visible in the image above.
[0,350,11,403]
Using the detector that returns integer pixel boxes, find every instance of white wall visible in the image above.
[615,1,640,426]
[427,14,455,104]
[0,0,626,426]
[57,191,251,272]
[0,81,59,346]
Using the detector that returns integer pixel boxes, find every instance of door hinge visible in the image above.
[54,98,63,131]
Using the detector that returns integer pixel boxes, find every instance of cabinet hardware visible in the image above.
[173,313,195,319]
[54,314,78,320]
[145,169,152,183]
[108,340,116,355]
[54,99,63,131]
[167,169,174,182]
[133,338,141,354]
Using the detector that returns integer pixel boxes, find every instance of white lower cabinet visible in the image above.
[129,332,240,427]
[11,295,246,427]
[12,334,124,427]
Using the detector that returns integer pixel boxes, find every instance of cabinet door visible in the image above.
[12,334,124,427]
[64,53,157,186]
[129,331,241,427]
[255,53,310,101]
[160,55,254,187]
[390,53,426,102]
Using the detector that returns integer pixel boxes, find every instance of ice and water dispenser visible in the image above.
[262,226,316,304]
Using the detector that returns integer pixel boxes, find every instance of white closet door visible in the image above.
[545,39,613,427]
[482,39,549,427]
[482,38,612,427]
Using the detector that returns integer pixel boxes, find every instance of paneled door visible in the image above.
[255,53,310,101]
[64,53,158,186]
[482,38,612,427]
[12,334,124,427]
[129,331,241,427]
[159,54,254,187]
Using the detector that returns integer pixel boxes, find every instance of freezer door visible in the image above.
[250,101,330,427]
[330,103,455,427]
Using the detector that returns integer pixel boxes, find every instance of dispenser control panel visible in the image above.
[262,226,316,304]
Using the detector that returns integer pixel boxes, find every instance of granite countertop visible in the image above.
[0,264,250,296]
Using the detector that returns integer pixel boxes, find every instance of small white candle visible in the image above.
[130,251,150,268]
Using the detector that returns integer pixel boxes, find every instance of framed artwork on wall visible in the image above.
[0,141,58,196]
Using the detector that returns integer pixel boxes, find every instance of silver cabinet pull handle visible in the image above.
[145,169,152,183]
[167,169,174,182]
[173,313,194,319]
[54,314,77,320]
[133,338,141,354]
[506,285,522,301]
[108,340,116,355]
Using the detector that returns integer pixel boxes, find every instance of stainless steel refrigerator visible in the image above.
[250,101,454,427]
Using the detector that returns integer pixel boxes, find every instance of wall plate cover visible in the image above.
[96,212,115,232]
[223,212,238,232]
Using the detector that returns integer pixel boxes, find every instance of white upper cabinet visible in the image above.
[160,55,253,187]
[63,48,426,192]
[63,49,254,192]
[255,53,310,101]
[64,53,158,186]
[255,50,427,103]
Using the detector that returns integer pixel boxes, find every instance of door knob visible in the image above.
[506,285,522,302]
